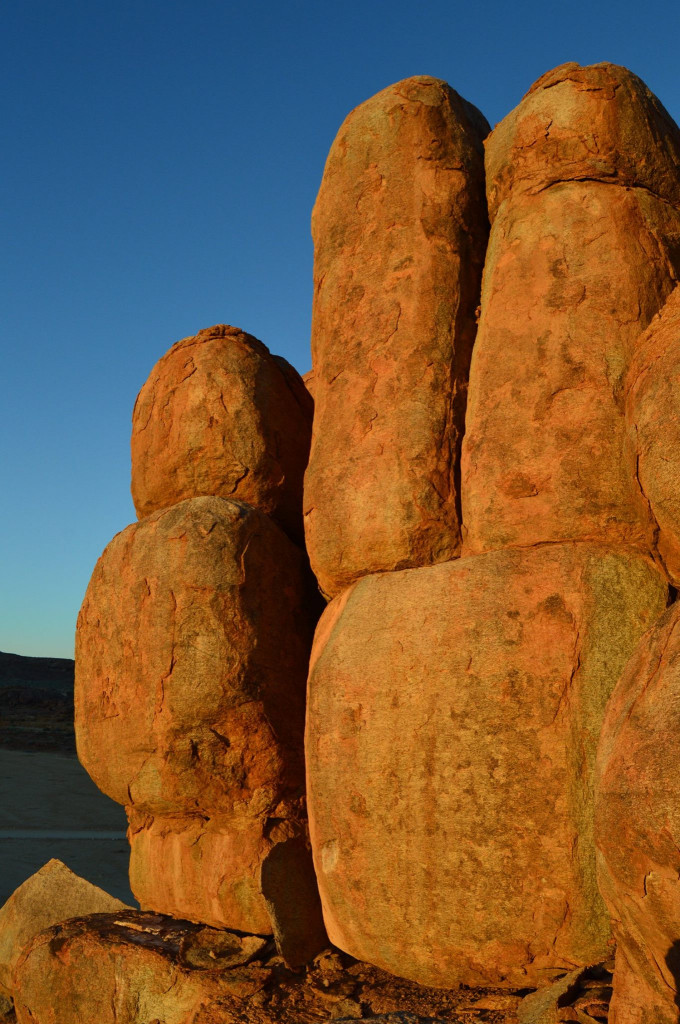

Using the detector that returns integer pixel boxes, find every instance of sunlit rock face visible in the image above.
[462,62,680,560]
[131,325,313,546]
[304,75,490,599]
[626,285,680,584]
[306,543,666,988]
[75,496,325,959]
[0,860,128,1000]
[596,602,680,1024]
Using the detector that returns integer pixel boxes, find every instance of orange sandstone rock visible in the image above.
[485,62,680,220]
[306,544,667,988]
[304,76,489,597]
[75,496,325,957]
[131,326,312,543]
[12,912,274,1024]
[462,63,680,558]
[627,286,680,584]
[0,860,128,999]
[595,603,680,1024]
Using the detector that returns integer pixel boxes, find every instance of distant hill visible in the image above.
[0,651,74,693]
[0,652,75,752]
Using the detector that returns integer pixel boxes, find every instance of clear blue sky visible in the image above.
[3,0,680,658]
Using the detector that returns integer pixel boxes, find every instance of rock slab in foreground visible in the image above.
[76,496,324,953]
[0,859,128,998]
[12,912,520,1024]
[131,325,313,543]
[306,543,667,988]
[305,75,489,597]
[13,912,273,1024]
[596,602,680,1023]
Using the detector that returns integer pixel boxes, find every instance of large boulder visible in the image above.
[75,496,325,957]
[461,63,680,558]
[304,76,489,597]
[131,325,313,543]
[626,285,680,584]
[595,602,680,1023]
[0,860,128,998]
[306,543,667,988]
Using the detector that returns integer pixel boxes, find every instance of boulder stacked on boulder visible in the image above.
[305,63,679,990]
[75,326,327,965]
[304,75,490,598]
[461,62,680,557]
[14,61,680,1019]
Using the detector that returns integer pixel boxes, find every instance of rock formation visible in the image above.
[627,285,680,583]
[303,61,678,993]
[0,860,128,999]
[76,328,327,967]
[304,75,489,598]
[131,325,313,544]
[15,60,680,1023]
[76,495,322,951]
[461,63,680,557]
[307,544,666,987]
[595,602,680,1023]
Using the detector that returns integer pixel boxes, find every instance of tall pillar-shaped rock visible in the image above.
[77,327,326,965]
[626,286,680,584]
[595,604,680,1023]
[461,63,680,557]
[304,76,489,598]
[306,543,667,988]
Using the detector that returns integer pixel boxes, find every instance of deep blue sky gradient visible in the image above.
[3,0,680,656]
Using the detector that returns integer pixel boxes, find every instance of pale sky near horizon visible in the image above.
[3,0,680,658]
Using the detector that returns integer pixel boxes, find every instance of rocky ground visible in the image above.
[6,908,616,1023]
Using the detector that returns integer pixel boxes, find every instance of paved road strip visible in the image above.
[0,830,125,840]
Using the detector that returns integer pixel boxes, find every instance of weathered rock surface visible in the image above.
[462,63,680,558]
[515,963,616,1024]
[0,859,128,998]
[131,325,313,543]
[305,75,489,597]
[75,496,324,951]
[627,286,680,584]
[12,913,518,1024]
[13,912,273,1024]
[596,602,680,1023]
[306,543,667,988]
[485,62,680,220]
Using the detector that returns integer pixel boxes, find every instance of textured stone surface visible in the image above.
[11,912,519,1024]
[627,286,680,584]
[596,602,680,1023]
[75,496,324,948]
[0,859,127,998]
[131,325,312,543]
[12,912,273,1024]
[305,75,489,597]
[486,62,680,220]
[462,63,680,558]
[306,544,667,988]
